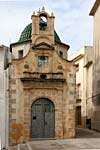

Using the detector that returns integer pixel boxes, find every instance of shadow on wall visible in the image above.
[92,95,100,106]
[92,79,100,106]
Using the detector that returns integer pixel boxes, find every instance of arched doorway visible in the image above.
[31,98,55,138]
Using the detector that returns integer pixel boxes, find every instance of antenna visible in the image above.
[9,36,11,46]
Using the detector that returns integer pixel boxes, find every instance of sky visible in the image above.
[0,0,95,55]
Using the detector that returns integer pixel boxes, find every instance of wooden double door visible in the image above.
[31,98,55,138]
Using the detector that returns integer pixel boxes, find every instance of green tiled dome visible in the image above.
[19,23,61,43]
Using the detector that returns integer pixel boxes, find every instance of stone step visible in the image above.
[18,144,29,150]
[9,144,29,150]
[29,138,55,141]
[9,145,18,150]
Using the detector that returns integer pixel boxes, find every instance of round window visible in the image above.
[40,74,47,79]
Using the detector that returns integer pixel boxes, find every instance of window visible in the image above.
[60,51,63,57]
[38,56,48,68]
[18,50,23,58]
[76,63,79,72]
[40,74,47,79]
[76,84,81,99]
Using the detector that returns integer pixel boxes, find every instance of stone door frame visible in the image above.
[23,93,64,142]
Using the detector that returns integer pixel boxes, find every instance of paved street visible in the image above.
[76,127,100,138]
[10,128,100,150]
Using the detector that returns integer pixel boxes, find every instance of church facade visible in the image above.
[9,7,76,146]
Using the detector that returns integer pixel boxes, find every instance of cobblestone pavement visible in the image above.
[9,128,100,150]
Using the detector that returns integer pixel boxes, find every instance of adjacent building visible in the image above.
[9,7,76,146]
[69,46,93,129]
[0,45,9,149]
[90,0,100,131]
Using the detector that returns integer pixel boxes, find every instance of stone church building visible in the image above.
[9,7,76,146]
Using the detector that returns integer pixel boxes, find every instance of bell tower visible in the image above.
[31,7,55,45]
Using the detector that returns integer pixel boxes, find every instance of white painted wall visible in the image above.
[0,55,5,149]
[0,46,9,149]
[12,42,30,59]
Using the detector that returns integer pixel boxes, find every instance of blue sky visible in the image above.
[0,0,95,55]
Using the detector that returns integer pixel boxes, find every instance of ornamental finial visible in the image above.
[42,6,45,11]
[33,11,35,15]
[51,12,54,16]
